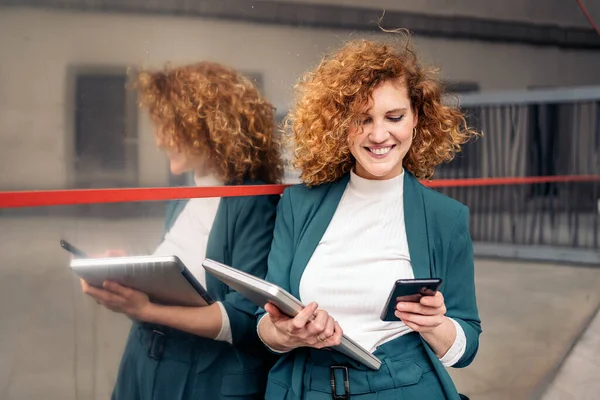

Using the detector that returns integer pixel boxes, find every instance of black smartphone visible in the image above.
[380,278,442,321]
[60,239,89,258]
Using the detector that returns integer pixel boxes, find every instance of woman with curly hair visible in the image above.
[80,61,282,399]
[257,35,481,399]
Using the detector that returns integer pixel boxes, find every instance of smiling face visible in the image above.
[349,78,418,181]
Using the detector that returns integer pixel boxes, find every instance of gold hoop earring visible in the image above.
[412,127,417,140]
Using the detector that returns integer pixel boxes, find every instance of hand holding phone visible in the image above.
[380,278,442,321]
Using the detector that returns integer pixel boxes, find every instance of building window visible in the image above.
[73,71,137,188]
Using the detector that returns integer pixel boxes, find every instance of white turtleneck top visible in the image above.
[153,174,232,343]
[298,170,466,366]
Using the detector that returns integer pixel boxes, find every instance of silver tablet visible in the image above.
[202,258,382,370]
[71,255,213,307]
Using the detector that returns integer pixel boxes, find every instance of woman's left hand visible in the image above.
[81,279,152,320]
[395,291,447,333]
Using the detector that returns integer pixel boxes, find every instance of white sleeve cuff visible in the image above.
[214,302,233,344]
[257,314,290,354]
[438,318,467,367]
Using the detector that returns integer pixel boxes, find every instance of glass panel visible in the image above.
[1,2,600,400]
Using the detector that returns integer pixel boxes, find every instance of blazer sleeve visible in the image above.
[220,194,278,346]
[443,205,482,368]
[255,188,295,325]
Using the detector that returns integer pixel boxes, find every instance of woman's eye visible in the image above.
[387,115,404,122]
[362,117,372,125]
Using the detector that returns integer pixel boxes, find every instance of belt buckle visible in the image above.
[148,329,165,360]
[330,365,350,400]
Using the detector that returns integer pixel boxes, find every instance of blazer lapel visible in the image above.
[164,199,188,233]
[290,175,350,299]
[403,172,432,278]
[205,198,228,295]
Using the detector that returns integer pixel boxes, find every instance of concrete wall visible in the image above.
[2,7,600,190]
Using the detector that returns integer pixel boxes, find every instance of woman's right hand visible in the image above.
[79,250,127,299]
[263,302,343,351]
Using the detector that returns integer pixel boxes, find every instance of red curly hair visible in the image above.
[286,34,480,186]
[134,62,283,184]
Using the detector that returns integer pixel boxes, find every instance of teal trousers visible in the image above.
[267,333,447,400]
[111,322,269,400]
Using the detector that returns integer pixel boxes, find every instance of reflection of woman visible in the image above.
[258,36,481,399]
[81,62,283,399]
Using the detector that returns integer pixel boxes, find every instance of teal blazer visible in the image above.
[259,172,481,399]
[164,191,279,347]
[125,187,280,398]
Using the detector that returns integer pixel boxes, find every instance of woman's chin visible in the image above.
[358,164,403,180]
[169,165,187,176]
